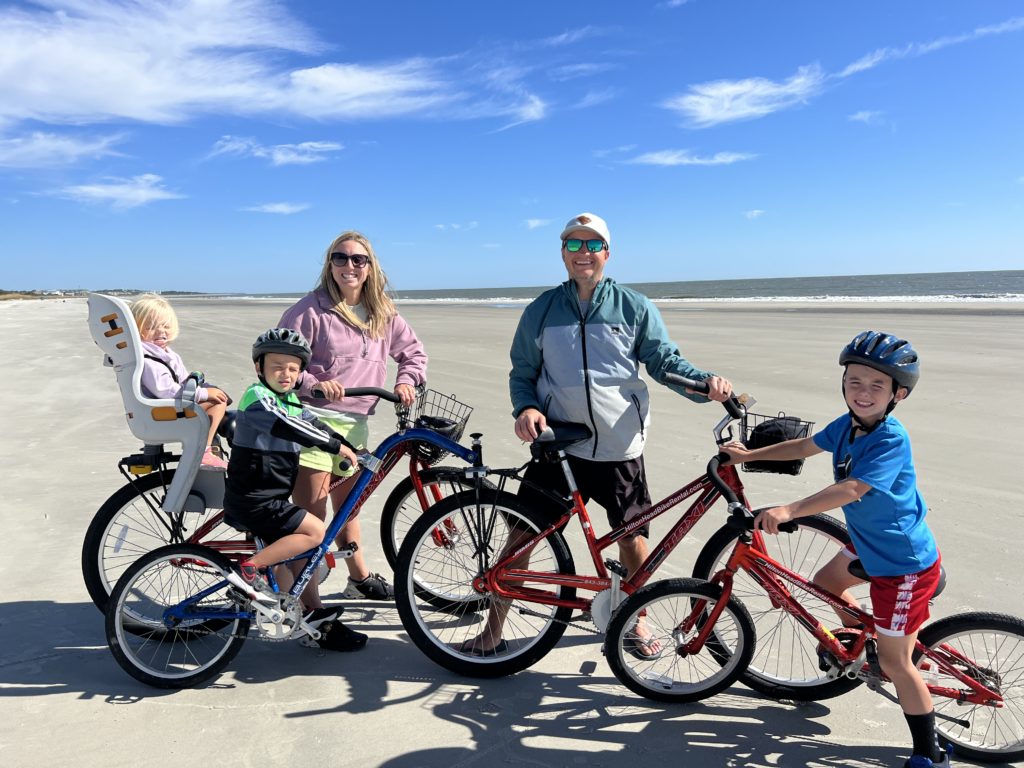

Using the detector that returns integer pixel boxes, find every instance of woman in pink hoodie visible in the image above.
[279,231,427,604]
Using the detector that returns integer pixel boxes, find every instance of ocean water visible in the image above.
[231,269,1024,304]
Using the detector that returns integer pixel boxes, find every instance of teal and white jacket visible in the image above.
[509,278,713,461]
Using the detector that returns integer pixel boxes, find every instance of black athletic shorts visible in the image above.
[517,454,651,538]
[225,499,306,544]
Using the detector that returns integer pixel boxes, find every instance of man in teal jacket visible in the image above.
[504,212,734,652]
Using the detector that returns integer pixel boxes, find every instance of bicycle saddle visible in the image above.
[847,558,947,599]
[531,420,592,456]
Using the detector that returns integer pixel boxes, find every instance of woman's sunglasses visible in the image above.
[330,253,370,268]
[562,238,606,253]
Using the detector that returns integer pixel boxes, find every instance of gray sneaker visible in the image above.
[342,572,394,600]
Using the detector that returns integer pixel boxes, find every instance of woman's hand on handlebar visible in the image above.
[314,380,345,401]
[753,505,794,536]
[692,375,733,402]
[394,383,416,406]
[514,408,548,442]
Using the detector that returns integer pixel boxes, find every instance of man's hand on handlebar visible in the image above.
[515,408,548,442]
[718,441,750,465]
[394,383,416,406]
[753,505,794,536]
[689,375,733,402]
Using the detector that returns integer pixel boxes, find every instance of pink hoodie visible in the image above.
[279,289,427,416]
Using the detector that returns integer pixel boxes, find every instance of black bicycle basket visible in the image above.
[411,389,473,465]
[741,411,814,475]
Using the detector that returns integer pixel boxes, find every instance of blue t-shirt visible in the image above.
[812,413,938,577]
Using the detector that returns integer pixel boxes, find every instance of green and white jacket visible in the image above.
[509,278,713,461]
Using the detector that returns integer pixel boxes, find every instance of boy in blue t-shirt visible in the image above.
[722,331,947,768]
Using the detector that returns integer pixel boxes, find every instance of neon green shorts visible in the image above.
[298,413,369,477]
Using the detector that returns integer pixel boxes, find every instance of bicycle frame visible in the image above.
[480,461,752,614]
[702,534,1006,709]
[163,428,481,628]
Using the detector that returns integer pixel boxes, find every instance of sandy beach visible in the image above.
[2,296,1022,768]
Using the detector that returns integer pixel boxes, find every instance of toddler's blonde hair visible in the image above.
[131,293,180,342]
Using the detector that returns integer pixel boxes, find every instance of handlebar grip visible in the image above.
[337,459,352,472]
[727,508,798,534]
[311,386,400,402]
[662,373,743,418]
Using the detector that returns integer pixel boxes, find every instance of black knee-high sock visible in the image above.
[905,711,940,761]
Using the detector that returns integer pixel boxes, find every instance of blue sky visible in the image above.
[1,0,1022,293]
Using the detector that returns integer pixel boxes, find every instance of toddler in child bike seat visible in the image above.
[222,328,366,652]
[721,331,949,768]
[131,293,230,470]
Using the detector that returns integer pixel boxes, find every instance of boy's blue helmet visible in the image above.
[252,328,312,370]
[839,331,920,394]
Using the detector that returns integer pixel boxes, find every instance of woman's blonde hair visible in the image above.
[131,293,179,342]
[315,230,396,339]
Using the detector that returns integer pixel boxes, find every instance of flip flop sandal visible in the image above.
[461,639,509,657]
[623,632,661,660]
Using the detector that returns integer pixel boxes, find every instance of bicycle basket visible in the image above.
[741,412,814,476]
[411,389,473,465]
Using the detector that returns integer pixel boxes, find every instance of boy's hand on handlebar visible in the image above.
[336,443,360,468]
[204,387,229,405]
[693,375,733,402]
[515,408,548,442]
[754,506,793,536]
[394,383,416,406]
[315,380,345,401]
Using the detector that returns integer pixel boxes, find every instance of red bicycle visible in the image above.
[394,375,857,678]
[602,463,1024,763]
[82,386,475,611]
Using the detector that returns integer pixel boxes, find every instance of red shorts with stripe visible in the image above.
[842,546,942,636]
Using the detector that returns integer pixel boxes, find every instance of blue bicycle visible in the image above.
[105,391,485,688]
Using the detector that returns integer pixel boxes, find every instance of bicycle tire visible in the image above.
[394,488,576,678]
[379,466,490,571]
[692,513,869,701]
[915,612,1024,762]
[82,471,251,612]
[604,577,756,703]
[106,543,250,689]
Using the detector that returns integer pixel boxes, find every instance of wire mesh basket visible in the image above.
[740,411,814,476]
[410,389,474,465]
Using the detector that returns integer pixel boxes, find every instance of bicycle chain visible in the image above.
[497,597,603,635]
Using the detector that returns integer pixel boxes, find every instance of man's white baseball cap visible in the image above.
[559,212,610,247]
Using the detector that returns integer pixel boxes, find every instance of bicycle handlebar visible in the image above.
[707,453,797,534]
[662,372,744,419]
[310,385,401,402]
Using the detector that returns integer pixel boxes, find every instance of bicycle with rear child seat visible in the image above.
[601,438,1024,762]
[83,385,477,613]
[104,404,486,688]
[393,374,865,679]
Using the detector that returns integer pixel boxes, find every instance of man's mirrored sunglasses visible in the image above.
[562,238,606,253]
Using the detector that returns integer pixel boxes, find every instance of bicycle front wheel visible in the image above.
[106,544,250,689]
[394,489,576,678]
[692,513,868,700]
[83,471,251,612]
[379,466,490,571]
[916,612,1024,762]
[604,577,755,703]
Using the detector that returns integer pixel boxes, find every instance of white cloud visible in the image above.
[849,110,884,125]
[56,173,184,209]
[666,16,1024,127]
[435,222,479,231]
[744,209,765,219]
[0,131,124,168]
[541,27,600,47]
[549,63,615,82]
[663,64,825,128]
[658,0,692,7]
[242,202,310,214]
[210,136,342,166]
[573,88,617,110]
[594,144,637,159]
[525,219,551,229]
[626,149,756,166]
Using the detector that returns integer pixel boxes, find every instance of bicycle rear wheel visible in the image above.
[83,471,251,612]
[106,543,250,689]
[604,577,755,703]
[916,612,1024,762]
[692,513,868,700]
[394,489,576,678]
